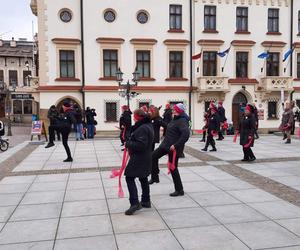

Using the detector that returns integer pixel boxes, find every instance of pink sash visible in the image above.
[233,132,239,143]
[110,148,130,198]
[243,136,254,148]
[121,127,126,141]
[194,129,206,134]
[167,149,177,175]
[297,128,300,138]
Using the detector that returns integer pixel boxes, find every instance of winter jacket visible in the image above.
[159,115,190,154]
[151,116,167,143]
[57,109,76,129]
[74,108,83,124]
[280,109,294,131]
[47,109,60,125]
[239,114,255,147]
[162,108,172,125]
[86,110,97,125]
[119,110,132,130]
[207,113,220,133]
[125,117,154,178]
[218,106,226,123]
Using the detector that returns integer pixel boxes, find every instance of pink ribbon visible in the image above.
[211,130,218,137]
[194,129,207,134]
[297,128,300,138]
[121,127,126,141]
[110,148,130,198]
[243,136,254,148]
[167,149,177,175]
[233,132,239,143]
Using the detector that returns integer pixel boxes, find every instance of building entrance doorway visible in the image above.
[56,98,81,113]
[232,92,247,129]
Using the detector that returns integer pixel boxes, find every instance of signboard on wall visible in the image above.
[258,109,264,120]
[11,94,33,100]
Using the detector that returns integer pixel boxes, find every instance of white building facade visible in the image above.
[31,0,300,132]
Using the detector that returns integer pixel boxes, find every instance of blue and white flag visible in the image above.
[217,47,230,58]
[283,48,294,62]
[258,52,270,59]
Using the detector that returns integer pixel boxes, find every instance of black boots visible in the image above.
[209,148,217,152]
[201,147,207,151]
[285,139,291,144]
[169,190,184,197]
[63,157,73,162]
[149,176,159,185]
[125,203,142,215]
[45,142,55,148]
[141,201,151,208]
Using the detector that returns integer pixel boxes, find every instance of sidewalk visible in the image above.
[0,136,299,249]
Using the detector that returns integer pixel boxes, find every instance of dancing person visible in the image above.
[124,109,154,215]
[149,103,190,197]
[280,102,294,144]
[200,110,210,142]
[47,105,61,141]
[253,103,259,139]
[149,106,166,152]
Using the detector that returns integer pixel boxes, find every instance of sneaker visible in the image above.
[125,203,142,215]
[169,190,184,197]
[141,201,151,208]
[216,138,223,141]
[63,158,73,162]
[45,143,55,148]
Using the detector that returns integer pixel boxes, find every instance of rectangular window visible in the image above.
[203,51,217,76]
[23,71,31,86]
[136,51,150,78]
[169,51,183,78]
[297,54,300,78]
[266,52,280,76]
[169,5,182,30]
[23,100,32,114]
[103,50,118,77]
[13,100,22,114]
[105,102,117,122]
[9,70,18,85]
[236,52,248,78]
[0,70,3,82]
[236,7,248,32]
[204,6,216,31]
[268,101,277,119]
[59,50,75,78]
[268,8,279,32]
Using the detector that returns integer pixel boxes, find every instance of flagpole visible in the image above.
[197,47,203,75]
[221,44,231,73]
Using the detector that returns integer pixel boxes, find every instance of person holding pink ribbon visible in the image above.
[124,109,154,215]
[149,103,190,197]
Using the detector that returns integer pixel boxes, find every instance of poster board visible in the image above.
[30,120,48,141]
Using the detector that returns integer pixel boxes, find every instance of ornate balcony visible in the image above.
[258,77,293,92]
[197,76,229,93]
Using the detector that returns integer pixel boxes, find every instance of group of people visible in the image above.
[45,102,97,162]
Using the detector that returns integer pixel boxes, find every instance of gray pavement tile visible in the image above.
[67,180,102,190]
[0,176,35,185]
[175,173,204,182]
[10,203,61,221]
[0,206,16,223]
[54,235,117,250]
[276,218,300,237]
[64,188,105,202]
[248,201,300,220]
[226,221,300,249]
[271,176,300,187]
[183,181,221,193]
[68,172,100,181]
[28,182,66,192]
[56,215,112,239]
[151,195,199,210]
[35,174,69,183]
[173,225,248,250]
[71,162,99,169]
[196,171,237,181]
[111,210,167,234]
[21,191,65,205]
[228,189,280,203]
[0,184,31,194]
[210,179,255,191]
[61,200,108,217]
[0,194,24,207]
[0,219,58,244]
[206,161,230,165]
[0,241,53,250]
[104,186,129,199]
[116,230,182,250]
[159,207,219,229]
[205,204,268,224]
[189,191,241,207]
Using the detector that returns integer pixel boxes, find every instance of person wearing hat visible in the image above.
[45,100,76,162]
[217,101,226,141]
[201,104,220,152]
[162,103,172,136]
[239,104,256,161]
[149,103,190,197]
[124,108,154,215]
[119,105,132,147]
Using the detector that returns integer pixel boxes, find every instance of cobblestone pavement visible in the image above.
[0,136,300,249]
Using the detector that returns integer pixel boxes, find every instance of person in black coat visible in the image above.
[162,103,172,136]
[45,101,76,162]
[85,107,97,139]
[47,105,61,141]
[201,104,220,152]
[239,104,256,161]
[149,103,190,197]
[119,105,132,146]
[149,106,167,151]
[216,102,226,141]
[124,109,154,215]
[74,104,84,141]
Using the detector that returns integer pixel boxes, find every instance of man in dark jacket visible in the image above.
[149,103,190,197]
[202,105,220,152]
[119,105,132,146]
[162,103,172,136]
[45,101,76,162]
[74,104,84,141]
[124,109,154,215]
[217,102,226,141]
[47,105,60,141]
[85,107,97,139]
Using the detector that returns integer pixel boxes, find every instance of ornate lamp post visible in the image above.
[0,80,17,136]
[116,67,140,109]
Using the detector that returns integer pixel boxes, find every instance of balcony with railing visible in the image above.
[197,76,229,93]
[258,77,293,92]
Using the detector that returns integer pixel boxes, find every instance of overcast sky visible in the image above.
[0,0,37,41]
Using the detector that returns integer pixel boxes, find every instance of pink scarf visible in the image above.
[167,149,177,174]
[233,132,239,143]
[243,136,253,148]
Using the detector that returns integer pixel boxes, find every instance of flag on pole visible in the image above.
[217,47,230,58]
[258,52,270,59]
[192,52,201,60]
[283,48,294,62]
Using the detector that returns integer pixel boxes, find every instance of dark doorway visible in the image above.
[56,98,81,113]
[232,92,247,129]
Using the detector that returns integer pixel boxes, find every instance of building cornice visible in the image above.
[195,0,288,7]
[96,37,125,44]
[52,38,81,45]
[261,41,287,48]
[231,40,256,47]
[293,42,300,48]
[130,38,158,45]
[37,86,82,92]
[197,39,224,46]
[163,39,190,46]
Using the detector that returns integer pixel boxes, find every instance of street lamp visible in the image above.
[116,67,140,109]
[0,80,17,136]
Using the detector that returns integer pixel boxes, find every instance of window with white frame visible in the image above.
[105,102,117,122]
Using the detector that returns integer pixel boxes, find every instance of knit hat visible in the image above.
[173,103,185,114]
[245,104,253,113]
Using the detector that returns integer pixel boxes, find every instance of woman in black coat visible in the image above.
[124,109,154,215]
[149,106,167,151]
[239,104,256,161]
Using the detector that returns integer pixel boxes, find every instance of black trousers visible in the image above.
[218,131,224,139]
[243,147,255,160]
[49,125,71,159]
[204,133,216,149]
[151,147,183,192]
[126,176,150,205]
[202,130,206,141]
